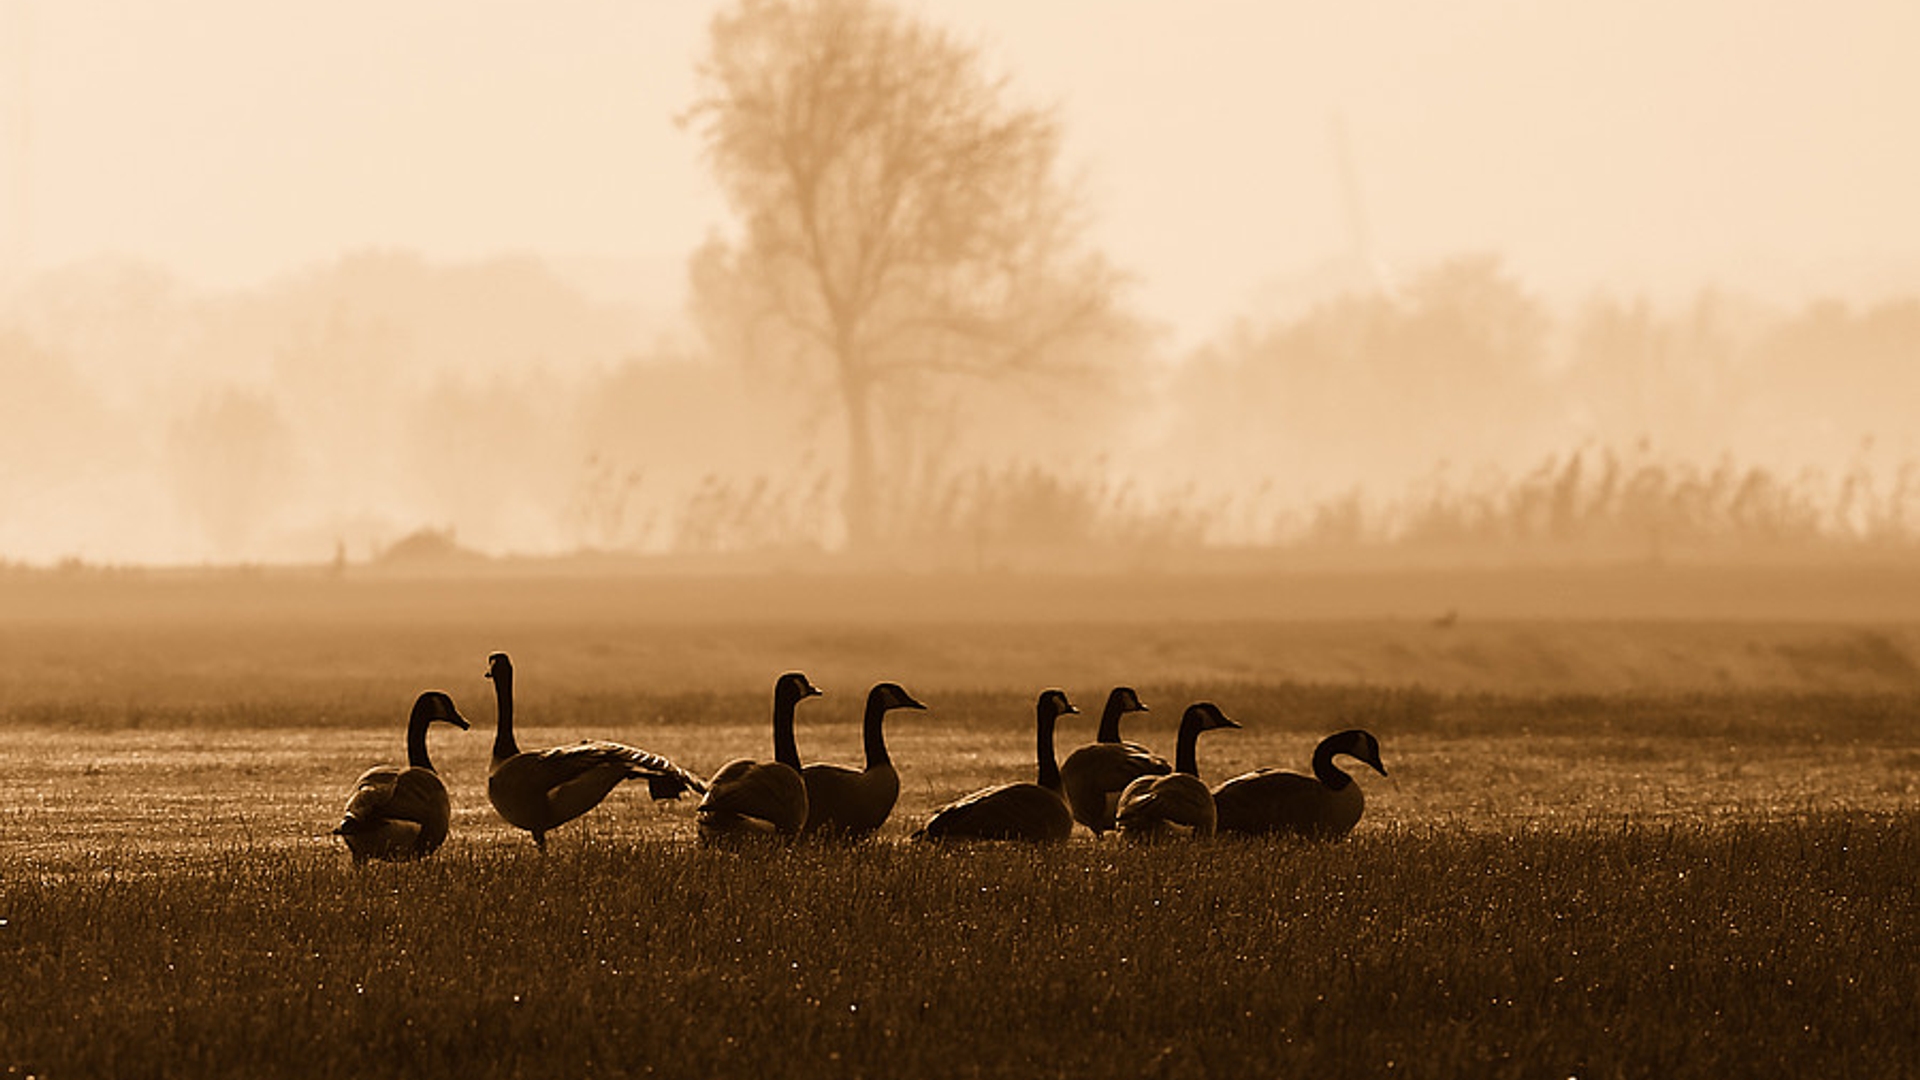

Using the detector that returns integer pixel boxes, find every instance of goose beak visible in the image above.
[1220,717,1242,729]
[449,713,472,731]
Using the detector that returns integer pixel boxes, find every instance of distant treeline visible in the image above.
[1,251,1915,565]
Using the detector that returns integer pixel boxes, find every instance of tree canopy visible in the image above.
[686,0,1134,548]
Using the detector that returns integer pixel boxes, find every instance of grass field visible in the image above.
[2,569,1916,1077]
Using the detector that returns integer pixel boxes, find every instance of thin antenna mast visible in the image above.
[1330,109,1392,299]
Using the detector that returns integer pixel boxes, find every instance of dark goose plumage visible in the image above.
[914,689,1077,843]
[334,690,470,863]
[484,652,707,849]
[1212,728,1388,839]
[697,672,820,841]
[1115,702,1239,840]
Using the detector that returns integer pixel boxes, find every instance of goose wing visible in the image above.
[915,783,1074,842]
[800,763,900,837]
[336,765,452,860]
[337,765,448,830]
[336,765,403,833]
[697,758,808,836]
[1116,773,1217,837]
[528,740,708,800]
[1211,768,1363,837]
[1060,742,1173,832]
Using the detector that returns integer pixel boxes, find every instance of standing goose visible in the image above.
[799,681,925,838]
[1059,686,1170,836]
[1115,702,1240,840]
[913,689,1078,843]
[696,672,821,841]
[484,652,707,849]
[333,690,471,863]
[1212,728,1388,839]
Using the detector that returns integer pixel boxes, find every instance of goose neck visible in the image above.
[1035,702,1063,792]
[861,696,892,768]
[1174,716,1203,776]
[1311,740,1354,790]
[772,693,803,770]
[491,671,519,761]
[1095,696,1126,743]
[406,708,435,771]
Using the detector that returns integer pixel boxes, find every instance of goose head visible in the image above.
[866,682,927,714]
[412,690,471,731]
[1327,728,1388,777]
[775,671,824,707]
[1179,701,1240,735]
[1037,688,1079,720]
[484,651,513,683]
[1104,686,1147,716]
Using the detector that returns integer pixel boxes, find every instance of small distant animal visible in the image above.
[1212,729,1388,839]
[697,672,821,841]
[483,652,706,850]
[333,690,470,863]
[914,689,1078,843]
[1115,702,1240,840]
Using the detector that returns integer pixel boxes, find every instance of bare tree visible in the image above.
[686,0,1131,549]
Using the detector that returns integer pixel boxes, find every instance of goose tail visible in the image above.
[332,814,373,837]
[619,746,708,799]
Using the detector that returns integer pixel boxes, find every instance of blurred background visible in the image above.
[2,0,1916,570]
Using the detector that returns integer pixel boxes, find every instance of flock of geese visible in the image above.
[334,652,1390,863]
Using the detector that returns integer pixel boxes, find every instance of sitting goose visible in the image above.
[1059,686,1169,836]
[333,690,471,863]
[913,689,1078,843]
[1115,702,1240,840]
[800,681,925,838]
[484,652,706,849]
[1212,728,1388,839]
[696,672,821,841]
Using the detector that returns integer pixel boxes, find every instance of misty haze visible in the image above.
[2,5,1917,1079]
[1,0,1915,568]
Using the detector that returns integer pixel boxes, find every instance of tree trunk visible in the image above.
[840,371,877,551]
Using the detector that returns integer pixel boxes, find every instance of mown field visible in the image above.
[1,568,1916,1078]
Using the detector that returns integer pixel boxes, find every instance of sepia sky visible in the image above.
[6,0,1918,346]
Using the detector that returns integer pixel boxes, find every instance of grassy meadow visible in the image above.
[1,567,1917,1078]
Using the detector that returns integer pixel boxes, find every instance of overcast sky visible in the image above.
[5,0,1918,344]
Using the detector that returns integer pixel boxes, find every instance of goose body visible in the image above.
[334,691,470,863]
[1059,686,1169,835]
[800,681,924,838]
[914,690,1077,843]
[1115,702,1239,840]
[697,672,819,840]
[1212,728,1388,839]
[484,652,706,849]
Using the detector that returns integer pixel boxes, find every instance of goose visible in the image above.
[1114,702,1240,840]
[484,651,706,849]
[333,690,470,863]
[1212,728,1388,839]
[1059,686,1170,836]
[799,681,925,838]
[696,672,820,841]
[912,689,1077,843]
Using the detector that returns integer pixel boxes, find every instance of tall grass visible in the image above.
[557,447,1920,569]
[2,815,1911,1078]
